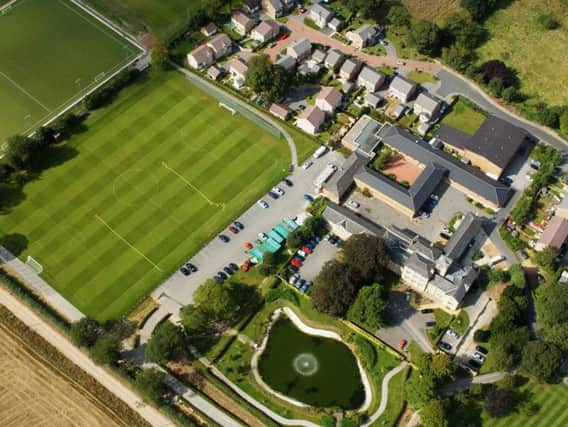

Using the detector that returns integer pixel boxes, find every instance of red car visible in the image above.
[228,225,239,234]
[278,32,290,41]
[398,339,408,350]
[290,258,302,268]
[241,261,250,272]
[300,245,313,254]
[244,242,253,250]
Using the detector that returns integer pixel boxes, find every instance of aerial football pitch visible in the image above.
[0,0,142,142]
[0,71,290,320]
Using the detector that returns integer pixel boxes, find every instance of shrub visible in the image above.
[355,336,377,368]
[537,14,561,30]
[474,329,490,343]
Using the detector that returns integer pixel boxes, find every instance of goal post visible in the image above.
[219,102,237,116]
[26,256,44,274]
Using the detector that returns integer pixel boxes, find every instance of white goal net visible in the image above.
[26,256,43,274]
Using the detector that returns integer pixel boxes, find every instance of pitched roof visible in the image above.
[317,86,342,107]
[325,49,344,67]
[353,24,379,40]
[434,124,471,150]
[323,152,368,201]
[414,92,440,113]
[311,49,327,63]
[340,58,360,75]
[188,45,214,63]
[253,19,279,37]
[389,75,417,96]
[227,58,248,76]
[207,65,223,79]
[358,66,384,86]
[365,92,382,107]
[444,213,484,261]
[275,54,296,69]
[269,102,289,119]
[232,11,254,27]
[538,216,568,250]
[323,202,384,237]
[288,38,312,56]
[298,105,325,126]
[310,3,333,19]
[207,33,232,52]
[467,115,528,169]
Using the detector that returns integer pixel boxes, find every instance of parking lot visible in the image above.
[152,151,344,307]
[348,181,486,242]
[292,238,338,282]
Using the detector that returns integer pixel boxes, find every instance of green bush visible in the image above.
[264,286,299,305]
[354,336,377,368]
[474,329,490,343]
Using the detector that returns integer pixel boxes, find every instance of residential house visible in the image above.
[342,81,356,94]
[388,75,418,103]
[262,0,283,18]
[269,103,290,120]
[296,106,326,135]
[308,3,333,29]
[347,24,380,49]
[187,45,215,70]
[287,38,312,61]
[339,58,361,82]
[201,23,218,37]
[328,17,344,32]
[275,55,296,71]
[207,65,223,80]
[241,0,260,15]
[227,58,248,81]
[536,216,568,252]
[311,49,327,64]
[315,86,342,114]
[231,12,255,35]
[251,20,280,43]
[324,49,345,71]
[413,92,442,123]
[357,66,385,92]
[364,92,382,108]
[207,33,232,59]
[323,202,384,240]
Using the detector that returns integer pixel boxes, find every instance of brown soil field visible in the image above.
[0,323,125,427]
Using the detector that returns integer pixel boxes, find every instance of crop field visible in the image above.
[0,320,123,427]
[477,0,568,106]
[482,381,568,427]
[0,0,141,142]
[402,0,460,24]
[0,71,290,320]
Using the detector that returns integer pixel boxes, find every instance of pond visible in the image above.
[257,316,366,409]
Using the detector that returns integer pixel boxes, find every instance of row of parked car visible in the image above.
[418,194,439,219]
[257,179,294,209]
[213,262,240,284]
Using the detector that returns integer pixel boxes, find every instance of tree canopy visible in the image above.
[342,0,384,21]
[145,321,185,364]
[311,260,361,317]
[408,20,441,55]
[342,234,389,283]
[420,399,448,427]
[484,387,516,418]
[347,284,386,329]
[444,11,484,49]
[70,317,100,348]
[90,334,121,365]
[135,368,167,404]
[4,135,38,171]
[387,5,410,27]
[521,340,562,383]
[245,55,289,102]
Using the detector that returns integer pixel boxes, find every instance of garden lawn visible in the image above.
[441,98,487,135]
[0,71,290,321]
[0,0,141,142]
[482,382,568,427]
[477,0,568,106]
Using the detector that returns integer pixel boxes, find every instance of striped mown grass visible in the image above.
[0,71,290,321]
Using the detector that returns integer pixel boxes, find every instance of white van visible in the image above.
[489,255,506,266]
[313,145,328,159]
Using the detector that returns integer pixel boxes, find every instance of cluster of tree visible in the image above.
[286,215,327,249]
[311,234,390,321]
[487,265,530,371]
[180,279,260,335]
[405,352,454,411]
[341,0,384,21]
[460,0,499,21]
[70,317,135,365]
[145,321,186,364]
[245,55,290,102]
[510,144,562,225]
[84,68,141,110]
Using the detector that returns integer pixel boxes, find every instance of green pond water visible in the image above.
[257,316,365,409]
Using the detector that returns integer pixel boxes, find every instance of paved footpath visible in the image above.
[0,287,174,427]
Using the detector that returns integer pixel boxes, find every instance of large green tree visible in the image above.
[387,5,410,27]
[245,55,289,102]
[521,340,562,383]
[4,135,38,171]
[347,284,386,329]
[145,321,185,364]
[484,387,516,418]
[311,260,362,317]
[408,20,441,55]
[444,11,484,49]
[91,334,121,365]
[70,317,100,348]
[342,0,383,21]
[342,234,389,283]
[135,368,167,404]
[420,399,448,427]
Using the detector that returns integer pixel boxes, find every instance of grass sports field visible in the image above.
[0,0,141,142]
[477,0,568,106]
[482,381,568,427]
[0,71,290,320]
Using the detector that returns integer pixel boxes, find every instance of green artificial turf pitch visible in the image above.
[0,71,290,320]
[0,0,141,142]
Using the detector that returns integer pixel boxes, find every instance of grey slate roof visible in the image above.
[444,213,484,261]
[434,124,471,150]
[324,49,345,68]
[406,253,433,279]
[414,92,440,114]
[355,162,446,214]
[358,66,384,87]
[323,202,384,237]
[389,75,417,97]
[323,152,368,201]
[376,124,511,207]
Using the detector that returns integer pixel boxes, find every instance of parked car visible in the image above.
[234,221,244,230]
[302,160,313,170]
[438,341,452,351]
[446,329,460,340]
[291,258,302,268]
[520,250,529,260]
[267,191,279,200]
[273,186,285,196]
[278,32,290,41]
[398,339,408,350]
[303,194,314,202]
[468,359,482,370]
[258,232,268,241]
[257,199,269,209]
[421,308,433,314]
[241,261,250,271]
[473,352,486,362]
[223,266,233,275]
[297,249,307,258]
[228,263,239,272]
[297,279,306,289]
[284,178,293,187]
[217,271,227,280]
[219,234,230,243]
[300,245,313,254]
[244,242,253,249]
[287,264,299,273]
[289,273,300,285]
[186,263,198,272]
[404,291,411,302]
[213,275,224,284]
[180,267,190,276]
[300,283,310,293]
[425,321,436,328]
[475,346,488,355]
[228,225,238,234]
[347,200,360,209]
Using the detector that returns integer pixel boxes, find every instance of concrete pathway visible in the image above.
[0,246,84,323]
[265,19,440,73]
[0,287,173,427]
[173,62,298,167]
[441,371,506,395]
[361,361,409,427]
